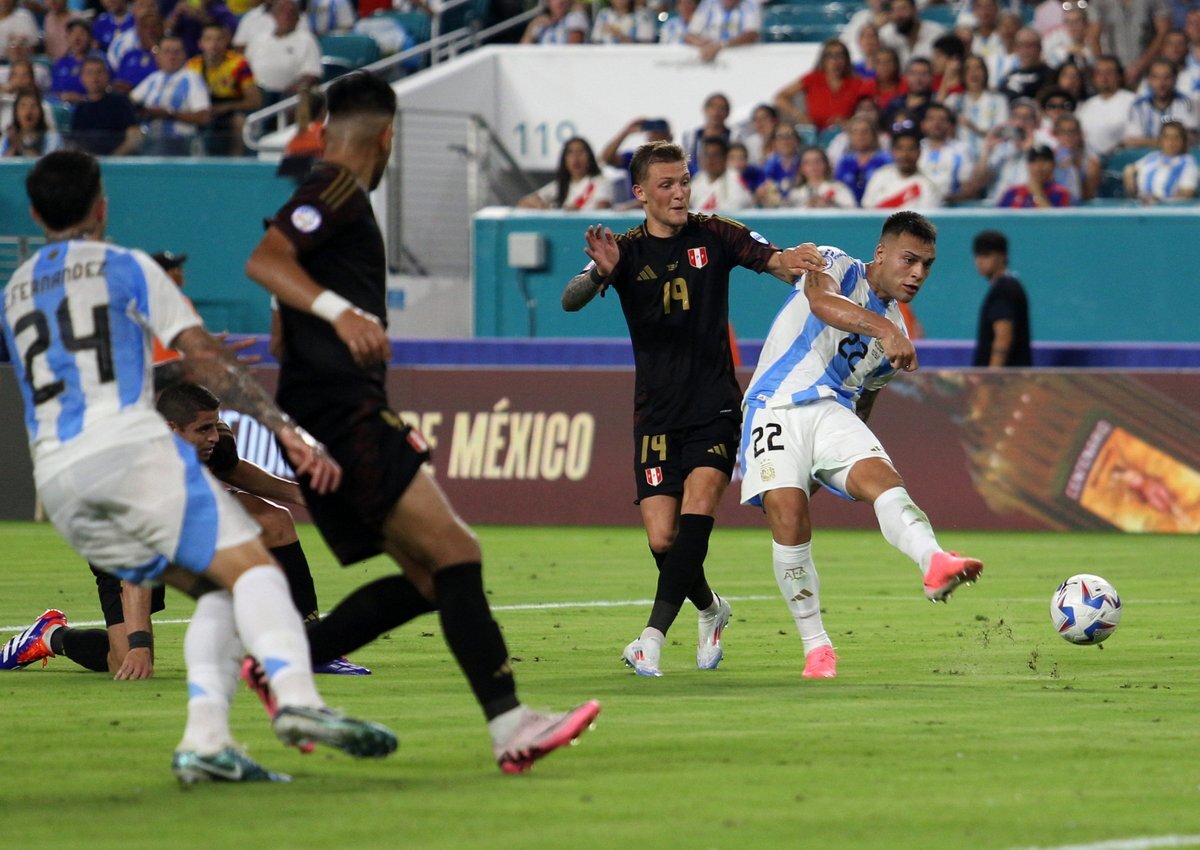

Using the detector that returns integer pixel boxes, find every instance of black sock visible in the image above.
[647,514,715,635]
[432,562,519,720]
[650,546,714,612]
[50,627,110,673]
[271,541,319,620]
[306,574,436,666]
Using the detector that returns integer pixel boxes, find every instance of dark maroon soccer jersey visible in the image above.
[603,213,781,432]
[268,162,388,413]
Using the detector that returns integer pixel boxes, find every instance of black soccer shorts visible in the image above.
[91,565,167,628]
[632,413,740,503]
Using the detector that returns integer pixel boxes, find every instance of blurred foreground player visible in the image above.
[245,71,599,773]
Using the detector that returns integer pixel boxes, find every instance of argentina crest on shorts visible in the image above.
[687,247,708,269]
[645,467,664,486]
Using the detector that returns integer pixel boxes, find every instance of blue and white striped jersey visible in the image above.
[0,240,201,476]
[744,246,904,412]
[1131,150,1200,200]
[130,68,211,138]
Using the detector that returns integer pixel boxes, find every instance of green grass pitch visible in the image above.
[1,521,1198,850]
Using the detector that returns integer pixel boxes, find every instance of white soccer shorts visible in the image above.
[37,432,261,581]
[739,399,893,507]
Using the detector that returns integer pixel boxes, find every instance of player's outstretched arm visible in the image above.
[767,242,826,283]
[803,270,918,372]
[166,327,343,493]
[112,583,154,680]
[562,225,619,311]
[246,227,391,368]
[222,458,306,507]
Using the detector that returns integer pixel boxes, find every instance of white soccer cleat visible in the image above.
[494,701,601,774]
[696,594,732,670]
[621,639,663,677]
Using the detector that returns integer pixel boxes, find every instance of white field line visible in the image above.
[0,594,779,634]
[1007,837,1200,850]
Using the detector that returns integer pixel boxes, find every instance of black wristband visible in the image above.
[127,630,153,650]
[588,266,605,286]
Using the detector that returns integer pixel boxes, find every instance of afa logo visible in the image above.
[687,247,708,269]
[645,467,664,487]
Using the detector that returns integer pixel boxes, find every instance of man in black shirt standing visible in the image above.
[971,230,1032,367]
[562,140,823,677]
[246,72,599,774]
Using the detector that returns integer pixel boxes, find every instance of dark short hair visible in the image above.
[932,33,965,60]
[26,150,103,231]
[891,127,922,148]
[156,382,219,426]
[326,70,396,120]
[630,140,687,186]
[701,135,730,155]
[881,210,936,244]
[1027,144,1055,162]
[66,19,92,34]
[973,229,1008,257]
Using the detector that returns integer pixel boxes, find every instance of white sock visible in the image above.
[873,486,942,573]
[178,591,241,754]
[773,541,831,655]
[231,565,322,710]
[639,627,665,661]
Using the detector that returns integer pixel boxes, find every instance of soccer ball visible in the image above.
[1050,574,1122,645]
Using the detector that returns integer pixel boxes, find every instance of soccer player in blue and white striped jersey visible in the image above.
[0,150,396,782]
[739,211,983,680]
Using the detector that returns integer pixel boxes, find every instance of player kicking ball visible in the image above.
[0,150,395,783]
[740,211,983,679]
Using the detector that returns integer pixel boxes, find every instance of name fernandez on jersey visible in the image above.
[3,257,107,312]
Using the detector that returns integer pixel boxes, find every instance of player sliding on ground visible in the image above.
[740,211,984,679]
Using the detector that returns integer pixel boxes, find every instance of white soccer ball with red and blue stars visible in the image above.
[1050,574,1122,645]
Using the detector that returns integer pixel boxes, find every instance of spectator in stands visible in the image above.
[1051,112,1101,201]
[186,22,259,155]
[1123,119,1199,201]
[244,0,321,105]
[592,0,655,44]
[862,127,942,208]
[966,96,1040,200]
[276,85,324,178]
[842,0,888,62]
[1000,28,1056,101]
[774,38,870,133]
[1,90,63,156]
[946,54,1008,158]
[755,122,804,206]
[725,139,763,191]
[785,145,857,207]
[1185,10,1200,80]
[1054,60,1090,105]
[1124,57,1197,145]
[600,115,672,171]
[931,33,967,100]
[51,20,94,105]
[1076,54,1136,155]
[520,0,588,45]
[962,0,1005,79]
[833,113,892,203]
[738,102,777,166]
[823,94,880,162]
[518,136,614,210]
[1155,28,1196,96]
[681,91,732,169]
[919,102,975,202]
[42,0,81,61]
[0,60,44,128]
[0,0,38,53]
[868,46,906,110]
[1037,86,1075,131]
[685,0,760,64]
[879,0,945,66]
[131,34,211,155]
[688,135,752,211]
[883,56,935,129]
[2,35,52,92]
[107,0,156,71]
[1031,0,1067,39]
[659,0,697,44]
[989,11,1025,85]
[996,143,1074,206]
[307,0,356,36]
[853,23,880,78]
[971,229,1032,368]
[70,54,142,155]
[1042,6,1096,71]
[166,0,240,57]
[113,10,165,93]
[1091,0,1170,86]
[93,0,135,53]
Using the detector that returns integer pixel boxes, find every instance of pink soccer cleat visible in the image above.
[924,552,984,603]
[802,645,839,679]
[240,656,315,754]
[494,700,601,774]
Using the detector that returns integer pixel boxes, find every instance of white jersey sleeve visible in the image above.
[743,245,905,411]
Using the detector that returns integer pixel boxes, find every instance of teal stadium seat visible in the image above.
[318,33,382,69]
[1098,147,1153,198]
[920,4,958,26]
[761,4,848,43]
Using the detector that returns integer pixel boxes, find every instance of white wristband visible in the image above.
[310,290,352,323]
